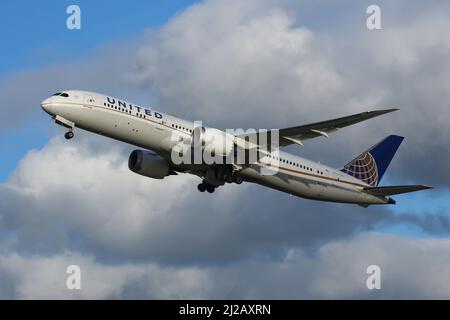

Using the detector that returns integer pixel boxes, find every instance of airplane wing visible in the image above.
[363,185,433,197]
[235,109,399,147]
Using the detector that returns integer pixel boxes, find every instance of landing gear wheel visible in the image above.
[206,185,215,193]
[197,183,206,192]
[234,176,243,184]
[64,131,74,140]
[224,174,233,184]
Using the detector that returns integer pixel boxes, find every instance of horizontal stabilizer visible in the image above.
[363,185,433,197]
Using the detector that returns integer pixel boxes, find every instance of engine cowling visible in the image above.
[128,150,170,179]
[191,126,234,158]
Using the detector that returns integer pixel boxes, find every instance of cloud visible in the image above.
[0,252,211,299]
[0,130,447,270]
[0,134,396,266]
[0,40,141,131]
[323,2,450,186]
[214,231,450,299]
[2,0,449,185]
[2,232,450,299]
[130,0,345,129]
[126,0,450,186]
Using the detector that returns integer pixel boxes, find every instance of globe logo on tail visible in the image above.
[341,152,378,186]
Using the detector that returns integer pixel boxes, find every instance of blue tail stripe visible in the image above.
[368,135,404,184]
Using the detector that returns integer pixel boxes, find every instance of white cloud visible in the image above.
[2,0,449,184]
[1,135,205,256]
[128,0,450,185]
[2,132,392,264]
[210,232,450,299]
[130,0,344,128]
[2,233,450,299]
[0,252,211,299]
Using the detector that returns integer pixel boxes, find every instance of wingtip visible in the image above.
[378,108,400,113]
[365,108,399,116]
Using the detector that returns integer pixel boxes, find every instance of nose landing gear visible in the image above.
[52,115,75,140]
[64,130,74,140]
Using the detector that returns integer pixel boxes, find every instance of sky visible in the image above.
[0,0,197,181]
[0,0,449,299]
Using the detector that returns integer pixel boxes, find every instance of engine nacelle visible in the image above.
[191,126,234,158]
[128,150,170,179]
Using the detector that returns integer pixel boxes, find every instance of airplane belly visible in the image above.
[240,166,321,199]
[240,165,387,204]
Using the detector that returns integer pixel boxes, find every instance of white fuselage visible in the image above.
[41,90,390,205]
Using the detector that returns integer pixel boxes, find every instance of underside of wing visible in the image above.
[277,109,399,146]
[235,109,399,148]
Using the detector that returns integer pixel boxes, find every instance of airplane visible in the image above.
[41,90,432,207]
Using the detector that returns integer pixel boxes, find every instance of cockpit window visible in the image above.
[60,93,69,97]
[52,92,62,96]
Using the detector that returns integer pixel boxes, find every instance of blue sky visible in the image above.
[0,0,197,73]
[0,0,198,181]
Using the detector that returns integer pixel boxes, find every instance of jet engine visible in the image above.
[128,150,172,179]
[191,126,234,158]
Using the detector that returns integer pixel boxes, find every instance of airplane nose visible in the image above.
[41,97,54,114]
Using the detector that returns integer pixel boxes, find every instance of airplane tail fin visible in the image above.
[341,135,404,186]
